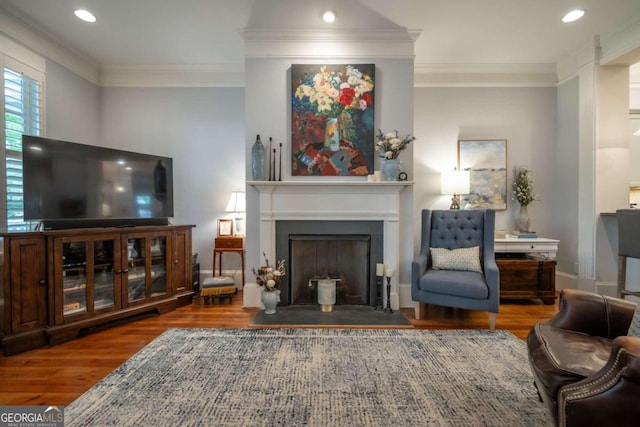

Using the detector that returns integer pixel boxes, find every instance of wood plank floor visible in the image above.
[0,293,558,407]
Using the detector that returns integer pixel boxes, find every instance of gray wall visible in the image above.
[413,86,558,258]
[45,60,100,145]
[99,87,245,272]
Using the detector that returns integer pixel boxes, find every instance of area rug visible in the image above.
[65,328,550,427]
[250,305,412,327]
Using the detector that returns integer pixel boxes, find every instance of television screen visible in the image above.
[23,135,174,227]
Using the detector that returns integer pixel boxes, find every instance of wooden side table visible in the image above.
[213,236,245,287]
[494,236,560,305]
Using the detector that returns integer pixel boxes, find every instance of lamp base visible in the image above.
[449,194,461,210]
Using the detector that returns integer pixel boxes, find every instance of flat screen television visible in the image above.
[23,135,174,230]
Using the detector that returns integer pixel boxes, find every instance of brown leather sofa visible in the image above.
[527,289,640,426]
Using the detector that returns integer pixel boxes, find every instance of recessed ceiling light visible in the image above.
[323,10,336,23]
[562,9,585,23]
[74,9,97,23]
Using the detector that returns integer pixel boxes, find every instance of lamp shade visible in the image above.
[224,190,246,213]
[441,170,470,195]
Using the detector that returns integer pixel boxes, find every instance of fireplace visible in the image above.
[275,220,383,306]
[244,181,412,309]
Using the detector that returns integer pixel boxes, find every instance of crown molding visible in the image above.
[242,28,419,59]
[414,63,557,87]
[599,15,640,66]
[0,7,99,83]
[99,64,245,88]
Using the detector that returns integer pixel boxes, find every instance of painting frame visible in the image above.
[457,139,508,210]
[217,219,234,237]
[290,63,375,177]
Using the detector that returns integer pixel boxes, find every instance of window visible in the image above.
[3,67,41,232]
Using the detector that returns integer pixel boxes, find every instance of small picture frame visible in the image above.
[217,219,234,237]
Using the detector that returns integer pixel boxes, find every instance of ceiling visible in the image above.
[1,0,640,73]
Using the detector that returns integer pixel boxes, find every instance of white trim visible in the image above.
[599,15,640,66]
[242,28,418,60]
[414,63,557,87]
[0,33,44,73]
[0,8,98,84]
[100,64,245,88]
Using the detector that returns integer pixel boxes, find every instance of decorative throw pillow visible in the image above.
[628,302,640,337]
[430,246,482,273]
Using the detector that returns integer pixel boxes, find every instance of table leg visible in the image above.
[241,250,245,287]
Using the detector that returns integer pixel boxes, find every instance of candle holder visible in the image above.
[384,276,393,313]
[375,275,383,310]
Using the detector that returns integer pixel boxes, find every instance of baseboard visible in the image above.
[595,281,617,297]
[556,271,577,291]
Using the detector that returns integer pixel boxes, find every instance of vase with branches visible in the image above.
[512,167,539,232]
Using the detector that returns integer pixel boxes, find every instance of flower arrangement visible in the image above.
[512,166,539,206]
[294,65,374,118]
[251,252,286,292]
[375,129,416,159]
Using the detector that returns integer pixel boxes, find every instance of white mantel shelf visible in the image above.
[248,181,413,221]
[248,181,414,189]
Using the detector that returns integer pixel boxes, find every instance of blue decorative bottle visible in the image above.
[251,134,265,180]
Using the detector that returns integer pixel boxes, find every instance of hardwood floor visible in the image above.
[0,292,558,407]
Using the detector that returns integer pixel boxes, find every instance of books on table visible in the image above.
[510,231,538,239]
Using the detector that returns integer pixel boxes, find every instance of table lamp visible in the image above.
[441,169,470,210]
[224,190,246,235]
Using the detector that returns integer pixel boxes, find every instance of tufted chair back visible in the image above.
[421,210,495,268]
[429,210,486,260]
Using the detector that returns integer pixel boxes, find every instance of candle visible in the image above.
[376,263,384,276]
[386,268,395,278]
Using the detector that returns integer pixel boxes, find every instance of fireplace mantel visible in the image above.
[248,181,413,221]
[244,180,413,309]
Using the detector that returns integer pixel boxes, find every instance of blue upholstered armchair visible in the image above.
[411,209,500,330]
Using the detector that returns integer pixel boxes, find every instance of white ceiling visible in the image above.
[1,0,640,72]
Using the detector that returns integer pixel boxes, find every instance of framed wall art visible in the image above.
[457,139,508,210]
[291,64,375,176]
[217,219,234,237]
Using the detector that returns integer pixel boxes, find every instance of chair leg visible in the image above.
[414,301,425,320]
[489,312,496,331]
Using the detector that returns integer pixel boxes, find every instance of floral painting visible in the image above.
[458,139,507,210]
[291,64,375,176]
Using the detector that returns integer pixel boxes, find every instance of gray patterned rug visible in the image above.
[65,328,550,426]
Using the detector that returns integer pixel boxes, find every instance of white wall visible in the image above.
[554,78,580,278]
[413,86,558,259]
[99,87,245,273]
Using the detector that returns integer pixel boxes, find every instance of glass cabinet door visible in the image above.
[61,238,116,317]
[93,240,116,310]
[125,235,168,304]
[150,236,167,297]
[127,238,147,303]
[62,242,88,316]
